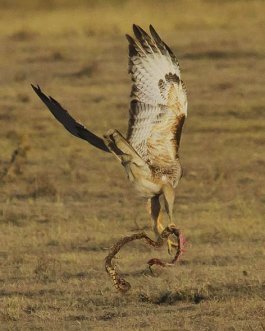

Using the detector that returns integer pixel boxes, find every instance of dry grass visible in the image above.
[0,0,265,330]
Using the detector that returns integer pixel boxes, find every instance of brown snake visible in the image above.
[105,225,184,293]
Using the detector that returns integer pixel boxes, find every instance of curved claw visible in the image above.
[148,226,186,267]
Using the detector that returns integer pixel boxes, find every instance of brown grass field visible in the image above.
[0,0,264,330]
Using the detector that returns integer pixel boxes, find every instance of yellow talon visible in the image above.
[167,238,178,255]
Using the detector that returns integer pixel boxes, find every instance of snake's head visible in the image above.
[117,278,131,293]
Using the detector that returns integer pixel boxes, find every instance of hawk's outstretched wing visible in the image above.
[126,25,187,166]
[31,84,109,153]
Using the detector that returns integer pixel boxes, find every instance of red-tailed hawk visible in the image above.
[32,25,187,292]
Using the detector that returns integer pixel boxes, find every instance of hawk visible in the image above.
[32,25,187,292]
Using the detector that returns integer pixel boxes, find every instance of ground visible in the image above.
[0,0,264,330]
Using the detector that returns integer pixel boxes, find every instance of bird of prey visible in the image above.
[32,24,187,292]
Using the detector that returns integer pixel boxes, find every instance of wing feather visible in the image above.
[126,25,187,166]
[31,84,109,153]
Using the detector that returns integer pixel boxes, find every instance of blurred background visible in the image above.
[0,0,264,329]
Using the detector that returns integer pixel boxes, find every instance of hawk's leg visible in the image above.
[163,184,186,256]
[148,195,164,239]
[149,195,182,261]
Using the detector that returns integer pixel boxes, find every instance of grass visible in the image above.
[0,0,264,329]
